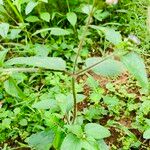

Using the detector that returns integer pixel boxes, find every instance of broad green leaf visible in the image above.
[143,128,150,139]
[0,23,9,38]
[40,12,50,22]
[98,139,109,150]
[25,130,55,150]
[56,94,86,113]
[25,1,38,15]
[94,10,110,21]
[84,123,111,139]
[0,49,8,66]
[5,57,66,70]
[32,27,70,36]
[86,57,125,77]
[65,125,83,137]
[25,16,40,22]
[121,52,149,90]
[32,99,56,109]
[104,28,122,45]
[82,5,93,15]
[9,29,21,39]
[0,0,3,5]
[4,78,25,99]
[90,26,122,45]
[67,12,77,26]
[103,96,119,106]
[50,28,70,36]
[61,133,82,150]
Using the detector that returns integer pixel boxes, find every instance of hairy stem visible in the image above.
[71,1,95,124]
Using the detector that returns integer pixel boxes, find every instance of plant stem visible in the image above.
[71,1,95,124]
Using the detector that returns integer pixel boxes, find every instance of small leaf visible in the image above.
[4,78,25,99]
[9,29,21,39]
[98,139,109,150]
[40,12,50,22]
[25,1,38,15]
[86,57,125,77]
[61,134,82,150]
[82,5,93,15]
[84,123,111,139]
[25,130,55,150]
[121,52,149,90]
[0,49,8,66]
[0,23,9,38]
[32,27,70,36]
[143,128,150,139]
[67,12,77,26]
[5,57,66,70]
[25,16,40,22]
[32,99,56,109]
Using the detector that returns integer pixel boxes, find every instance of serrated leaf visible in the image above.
[25,1,38,15]
[67,12,77,26]
[25,130,55,150]
[4,78,25,99]
[40,12,50,22]
[86,57,125,77]
[61,134,82,150]
[32,27,70,36]
[84,123,111,139]
[121,52,149,90]
[0,49,8,66]
[32,99,56,109]
[143,128,150,139]
[5,57,66,70]
[0,23,9,38]
[25,16,40,22]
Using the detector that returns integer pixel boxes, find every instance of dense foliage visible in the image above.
[0,0,150,149]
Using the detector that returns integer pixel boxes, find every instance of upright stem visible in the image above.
[71,1,95,123]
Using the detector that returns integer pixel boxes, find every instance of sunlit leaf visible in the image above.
[143,128,150,139]
[67,12,77,26]
[25,130,55,150]
[0,23,9,38]
[84,123,111,139]
[40,12,50,22]
[25,1,38,15]
[5,57,66,70]
[61,134,82,150]
[0,49,8,66]
[4,78,25,99]
[86,57,125,77]
[121,52,149,91]
[25,16,40,22]
[0,0,3,5]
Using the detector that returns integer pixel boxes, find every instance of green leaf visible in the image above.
[84,123,111,139]
[5,57,66,70]
[0,23,9,38]
[67,12,77,26]
[0,49,8,66]
[65,125,83,137]
[32,99,56,109]
[0,0,3,5]
[25,16,40,22]
[25,1,38,15]
[82,5,93,15]
[50,28,70,36]
[32,27,70,36]
[98,139,109,150]
[103,96,119,106]
[143,128,150,139]
[94,10,110,21]
[90,26,122,45]
[40,12,50,22]
[19,119,28,126]
[61,134,82,150]
[25,130,55,150]
[121,52,149,90]
[4,78,25,99]
[104,28,122,45]
[86,57,125,77]
[9,29,21,39]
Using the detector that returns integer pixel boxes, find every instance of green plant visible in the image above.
[0,0,149,149]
